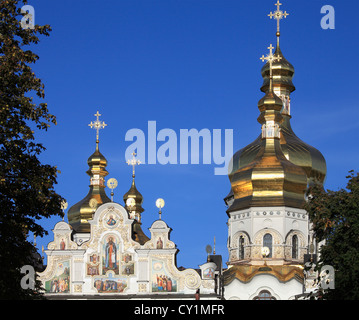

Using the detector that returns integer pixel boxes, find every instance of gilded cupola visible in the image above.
[123,152,144,220]
[68,111,111,233]
[228,45,308,213]
[260,45,295,97]
[123,152,149,245]
[226,2,326,211]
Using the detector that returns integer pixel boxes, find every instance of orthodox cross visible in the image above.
[127,151,141,178]
[268,1,289,45]
[88,111,107,143]
[260,44,282,89]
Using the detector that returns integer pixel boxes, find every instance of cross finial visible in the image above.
[260,44,282,91]
[88,111,107,143]
[260,44,280,64]
[268,1,289,46]
[127,151,141,178]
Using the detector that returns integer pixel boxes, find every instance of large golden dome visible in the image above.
[228,84,308,213]
[227,43,326,213]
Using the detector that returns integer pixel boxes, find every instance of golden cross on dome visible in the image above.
[260,44,281,64]
[268,1,289,45]
[127,151,141,178]
[260,44,282,90]
[88,111,107,143]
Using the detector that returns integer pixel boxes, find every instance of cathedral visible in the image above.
[37,115,220,299]
[38,1,326,300]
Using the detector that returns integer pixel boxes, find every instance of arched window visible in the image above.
[253,290,276,300]
[292,235,298,259]
[263,233,272,258]
[238,236,244,260]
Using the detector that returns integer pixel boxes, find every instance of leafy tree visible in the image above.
[0,0,64,299]
[306,170,359,300]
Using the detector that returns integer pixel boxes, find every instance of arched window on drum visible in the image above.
[238,236,245,260]
[292,234,298,259]
[263,233,272,258]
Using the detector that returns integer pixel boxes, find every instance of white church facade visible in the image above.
[38,202,219,299]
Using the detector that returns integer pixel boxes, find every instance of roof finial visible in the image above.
[268,1,289,47]
[88,111,107,146]
[127,151,141,179]
[156,198,165,220]
[260,44,282,92]
[107,178,118,202]
[213,236,216,255]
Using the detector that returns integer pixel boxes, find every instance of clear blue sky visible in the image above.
[30,0,359,269]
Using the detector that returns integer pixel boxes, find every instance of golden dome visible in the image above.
[68,142,111,233]
[227,44,326,212]
[123,160,149,245]
[228,84,308,213]
[123,178,144,216]
[86,143,109,177]
[228,114,327,192]
[260,45,295,94]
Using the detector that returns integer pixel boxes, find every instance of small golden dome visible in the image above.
[123,178,144,216]
[68,142,111,233]
[86,143,108,177]
[260,46,295,94]
[123,173,149,245]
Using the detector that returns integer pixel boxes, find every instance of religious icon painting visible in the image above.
[156,237,163,249]
[87,264,99,276]
[121,262,135,276]
[203,267,215,279]
[45,260,70,293]
[93,273,128,293]
[104,213,118,228]
[102,235,119,275]
[151,260,177,293]
[122,253,132,263]
[59,238,66,250]
[89,253,99,264]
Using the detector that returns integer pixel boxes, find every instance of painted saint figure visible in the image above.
[156,237,163,249]
[106,215,116,226]
[105,237,117,270]
[60,239,65,250]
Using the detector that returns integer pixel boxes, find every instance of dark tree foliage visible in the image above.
[0,0,64,299]
[306,170,359,300]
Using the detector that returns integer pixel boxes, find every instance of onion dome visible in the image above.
[260,45,295,95]
[123,178,144,218]
[123,152,149,245]
[261,46,326,184]
[227,38,326,209]
[228,46,326,190]
[124,180,149,245]
[68,141,111,233]
[68,111,111,233]
[227,46,308,213]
